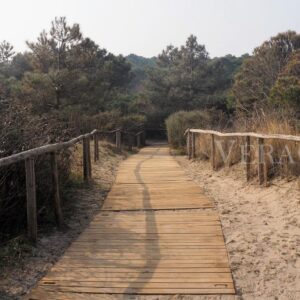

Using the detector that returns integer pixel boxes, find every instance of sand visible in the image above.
[175,156,300,300]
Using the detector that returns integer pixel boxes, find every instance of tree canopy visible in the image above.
[140,35,244,127]
[231,31,300,115]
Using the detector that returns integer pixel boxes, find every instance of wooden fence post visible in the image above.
[191,132,196,159]
[50,152,63,228]
[87,137,92,178]
[115,131,118,148]
[187,130,191,160]
[128,134,134,151]
[281,155,289,179]
[83,137,91,182]
[137,133,141,148]
[257,138,267,185]
[94,133,99,162]
[142,131,146,146]
[211,134,216,170]
[116,130,121,149]
[245,136,251,181]
[25,157,37,243]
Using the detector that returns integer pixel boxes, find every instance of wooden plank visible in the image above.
[30,286,235,295]
[27,288,235,299]
[39,281,235,289]
[44,272,233,281]
[50,266,231,273]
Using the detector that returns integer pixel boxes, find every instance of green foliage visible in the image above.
[21,71,56,111]
[232,31,300,114]
[165,110,225,149]
[21,17,133,113]
[126,54,157,92]
[0,41,14,63]
[68,110,146,134]
[143,35,244,127]
[126,54,156,69]
[270,49,300,114]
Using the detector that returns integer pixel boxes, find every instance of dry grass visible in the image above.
[192,112,300,182]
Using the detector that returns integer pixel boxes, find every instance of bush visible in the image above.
[67,110,146,135]
[165,110,226,149]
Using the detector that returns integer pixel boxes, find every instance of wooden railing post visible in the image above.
[25,157,37,243]
[258,138,267,185]
[211,134,216,170]
[281,155,289,179]
[187,130,191,160]
[191,132,196,159]
[137,133,141,148]
[87,137,92,178]
[50,152,63,228]
[141,131,146,146]
[94,133,99,162]
[128,134,134,151]
[83,137,91,182]
[245,136,251,181]
[116,130,121,150]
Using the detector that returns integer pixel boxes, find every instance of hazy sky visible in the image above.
[0,0,299,58]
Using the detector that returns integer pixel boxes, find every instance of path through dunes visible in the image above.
[26,145,235,298]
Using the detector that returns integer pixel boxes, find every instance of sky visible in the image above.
[0,0,300,58]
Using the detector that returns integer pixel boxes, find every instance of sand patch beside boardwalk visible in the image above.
[175,156,300,299]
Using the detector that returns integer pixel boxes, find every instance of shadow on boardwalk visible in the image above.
[123,147,161,295]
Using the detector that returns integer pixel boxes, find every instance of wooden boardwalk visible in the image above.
[26,145,235,299]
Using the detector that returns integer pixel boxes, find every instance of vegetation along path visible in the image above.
[26,145,235,298]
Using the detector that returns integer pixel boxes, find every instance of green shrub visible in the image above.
[67,110,146,134]
[165,110,224,149]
